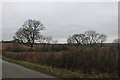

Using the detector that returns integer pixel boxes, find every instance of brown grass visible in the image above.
[2,43,118,78]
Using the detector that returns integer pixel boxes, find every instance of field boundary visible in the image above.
[2,57,98,78]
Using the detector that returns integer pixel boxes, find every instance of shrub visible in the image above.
[36,45,69,52]
[2,44,118,76]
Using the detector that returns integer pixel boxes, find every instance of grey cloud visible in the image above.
[2,2,118,43]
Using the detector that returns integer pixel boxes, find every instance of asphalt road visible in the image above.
[2,60,57,78]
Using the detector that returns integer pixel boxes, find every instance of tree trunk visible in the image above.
[30,43,33,50]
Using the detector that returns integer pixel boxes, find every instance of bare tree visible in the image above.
[84,30,100,45]
[67,34,88,44]
[67,30,107,45]
[51,40,58,44]
[44,36,52,44]
[73,34,88,44]
[72,34,81,44]
[38,35,46,43]
[67,36,76,44]
[14,19,45,49]
[38,35,57,44]
[113,38,120,43]
[98,34,107,46]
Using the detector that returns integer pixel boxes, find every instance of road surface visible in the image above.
[2,60,57,78]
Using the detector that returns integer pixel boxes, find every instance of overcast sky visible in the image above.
[2,2,118,43]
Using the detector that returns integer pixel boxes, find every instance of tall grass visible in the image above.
[2,44,118,77]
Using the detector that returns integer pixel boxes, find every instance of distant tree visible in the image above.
[67,36,76,44]
[51,40,58,44]
[38,35,46,43]
[44,36,53,44]
[84,30,100,45]
[73,34,88,44]
[113,38,120,43]
[98,34,107,46]
[67,34,88,44]
[67,30,107,46]
[14,19,45,49]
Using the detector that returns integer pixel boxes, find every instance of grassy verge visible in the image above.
[2,57,106,78]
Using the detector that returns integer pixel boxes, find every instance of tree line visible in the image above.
[13,19,117,49]
[67,30,107,46]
